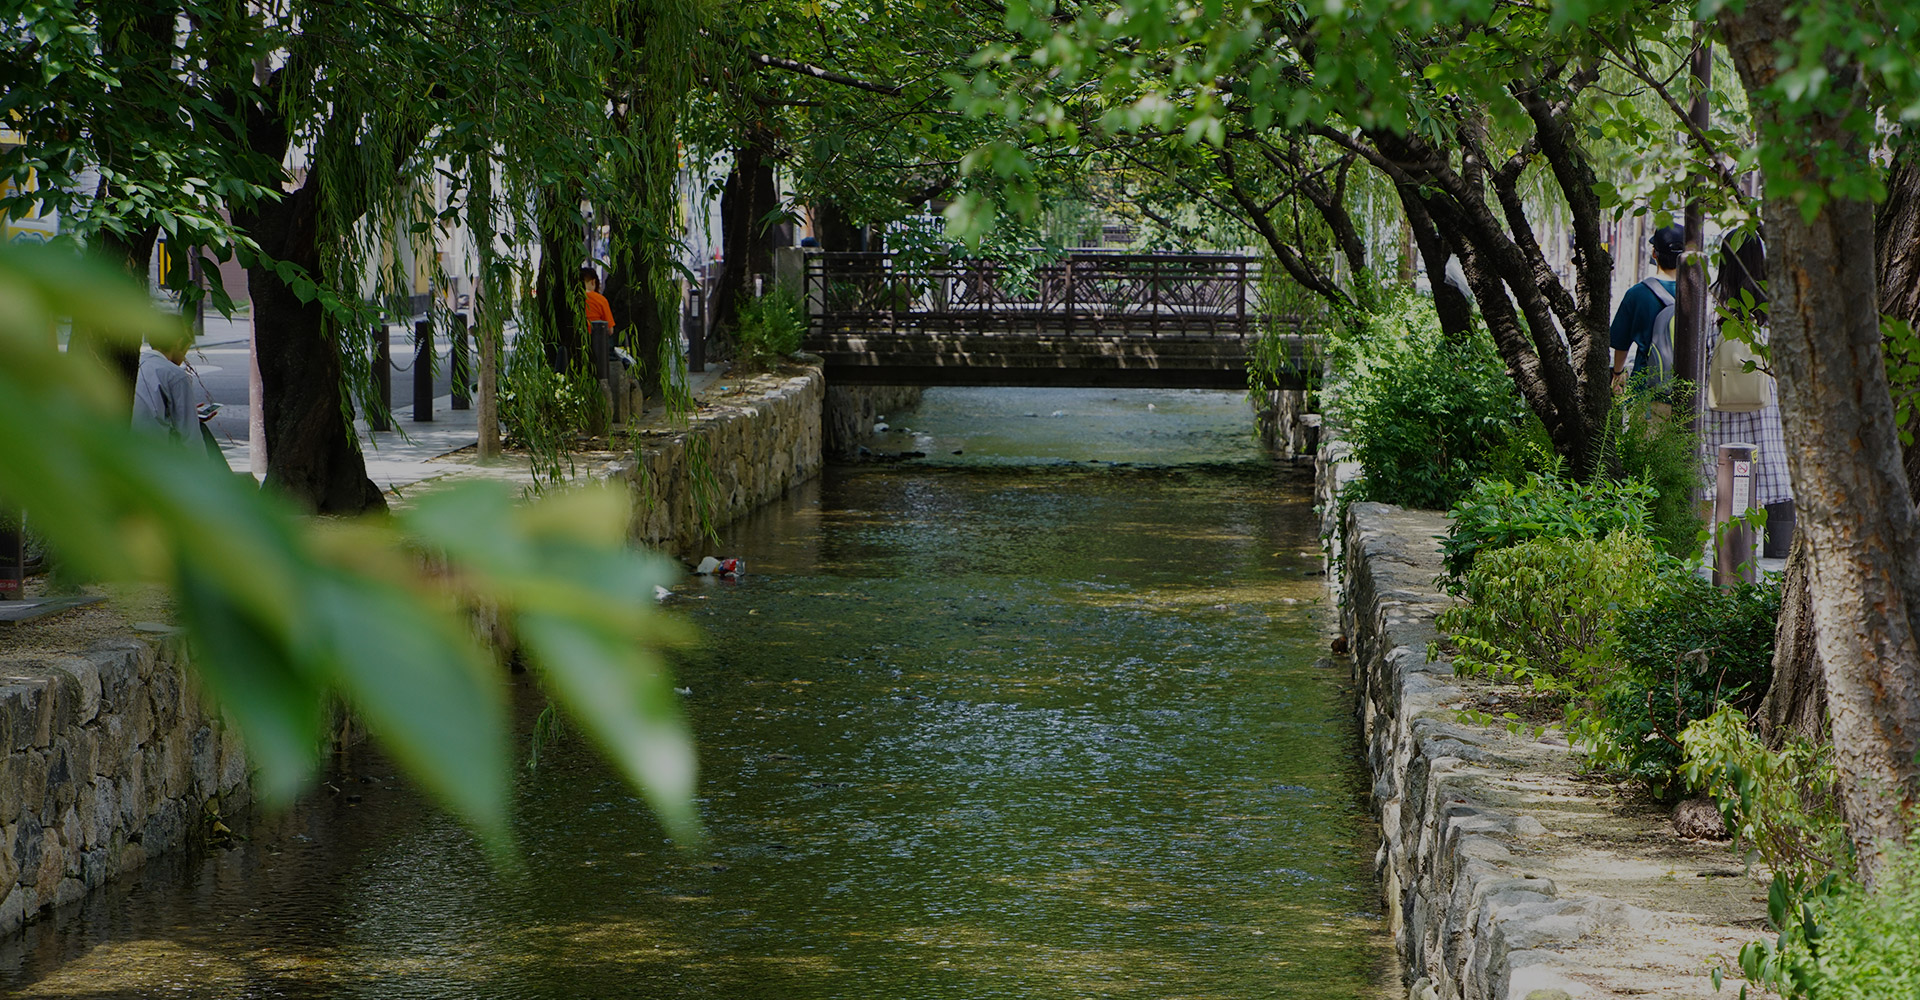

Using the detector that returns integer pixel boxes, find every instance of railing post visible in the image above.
[1150,257,1161,338]
[371,324,392,432]
[1237,258,1248,337]
[451,311,471,410]
[413,317,434,422]
[1064,256,1076,337]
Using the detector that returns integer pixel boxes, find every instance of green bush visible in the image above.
[1439,470,1657,581]
[1732,835,1920,1000]
[733,287,804,366]
[1598,386,1706,558]
[499,347,607,480]
[1436,532,1662,702]
[1678,706,1847,888]
[1583,574,1781,793]
[1333,292,1542,510]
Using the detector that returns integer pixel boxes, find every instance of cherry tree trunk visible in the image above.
[1727,1,1920,882]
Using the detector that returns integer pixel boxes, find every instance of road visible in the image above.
[185,313,462,454]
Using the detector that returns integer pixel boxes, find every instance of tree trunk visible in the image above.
[1726,1,1920,883]
[709,140,778,349]
[814,200,861,253]
[237,182,387,514]
[1875,137,1920,501]
[1758,531,1826,746]
[603,251,672,399]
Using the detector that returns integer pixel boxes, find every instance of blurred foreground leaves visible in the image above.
[0,242,697,851]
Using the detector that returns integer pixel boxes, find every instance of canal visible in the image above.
[1,387,1391,999]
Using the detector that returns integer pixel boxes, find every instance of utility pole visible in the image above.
[1674,30,1712,430]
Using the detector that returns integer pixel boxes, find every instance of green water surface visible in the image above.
[2,388,1389,1000]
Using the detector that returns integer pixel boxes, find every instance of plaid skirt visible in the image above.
[1699,374,1793,508]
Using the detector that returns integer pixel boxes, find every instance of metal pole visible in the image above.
[248,316,266,476]
[371,324,392,432]
[451,311,471,410]
[1064,256,1076,337]
[1675,32,1712,432]
[413,317,434,422]
[1715,442,1757,586]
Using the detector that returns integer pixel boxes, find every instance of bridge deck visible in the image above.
[802,252,1313,390]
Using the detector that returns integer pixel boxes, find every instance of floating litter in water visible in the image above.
[693,556,743,577]
[655,585,672,602]
[1049,410,1066,417]
[675,687,692,695]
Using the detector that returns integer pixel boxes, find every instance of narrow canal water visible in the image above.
[2,387,1392,999]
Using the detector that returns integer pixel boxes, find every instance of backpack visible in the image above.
[1638,277,1676,389]
[1708,323,1769,412]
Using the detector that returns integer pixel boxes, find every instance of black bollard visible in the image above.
[0,509,22,602]
[413,317,434,422]
[451,311,471,410]
[686,288,705,373]
[371,324,392,432]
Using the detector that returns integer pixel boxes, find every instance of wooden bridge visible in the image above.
[802,252,1310,389]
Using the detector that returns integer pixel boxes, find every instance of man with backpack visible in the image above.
[1609,224,1686,395]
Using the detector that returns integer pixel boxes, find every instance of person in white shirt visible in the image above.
[131,330,205,443]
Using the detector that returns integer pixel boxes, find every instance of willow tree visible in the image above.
[961,0,1715,476]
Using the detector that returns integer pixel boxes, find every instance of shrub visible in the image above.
[1435,532,1662,704]
[1677,706,1847,888]
[1598,385,1706,558]
[1584,574,1782,793]
[1731,835,1920,1000]
[733,287,805,367]
[1333,292,1541,510]
[499,347,607,480]
[1439,470,1657,581]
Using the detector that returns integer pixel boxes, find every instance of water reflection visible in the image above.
[3,388,1390,1000]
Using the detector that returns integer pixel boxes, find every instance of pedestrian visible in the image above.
[582,265,615,334]
[131,327,199,443]
[1701,232,1792,521]
[131,326,225,463]
[1609,223,1686,398]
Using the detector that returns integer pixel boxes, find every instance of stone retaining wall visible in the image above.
[824,385,924,458]
[0,637,248,936]
[612,361,826,557]
[1325,423,1762,998]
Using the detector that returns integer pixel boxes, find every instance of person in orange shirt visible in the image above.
[581,265,615,333]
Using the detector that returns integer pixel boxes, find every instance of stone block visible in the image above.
[67,726,100,782]
[46,657,102,726]
[81,847,111,888]
[149,667,183,733]
[0,753,30,822]
[29,822,63,898]
[43,744,77,812]
[116,759,147,829]
[125,684,155,748]
[190,724,217,791]
[0,883,30,935]
[0,678,52,751]
[53,875,85,908]
[83,780,115,850]
[141,797,186,852]
[85,644,144,713]
[218,725,249,792]
[0,822,16,887]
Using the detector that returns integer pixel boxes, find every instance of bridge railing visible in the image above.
[805,251,1264,338]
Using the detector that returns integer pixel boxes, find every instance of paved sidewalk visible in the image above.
[217,364,736,496]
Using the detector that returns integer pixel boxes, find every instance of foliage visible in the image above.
[1436,533,1661,706]
[1333,292,1541,510]
[1597,385,1706,559]
[498,346,609,482]
[1440,471,1656,581]
[732,288,805,367]
[1679,707,1848,892]
[0,242,698,850]
[1585,575,1781,793]
[1730,835,1920,1000]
